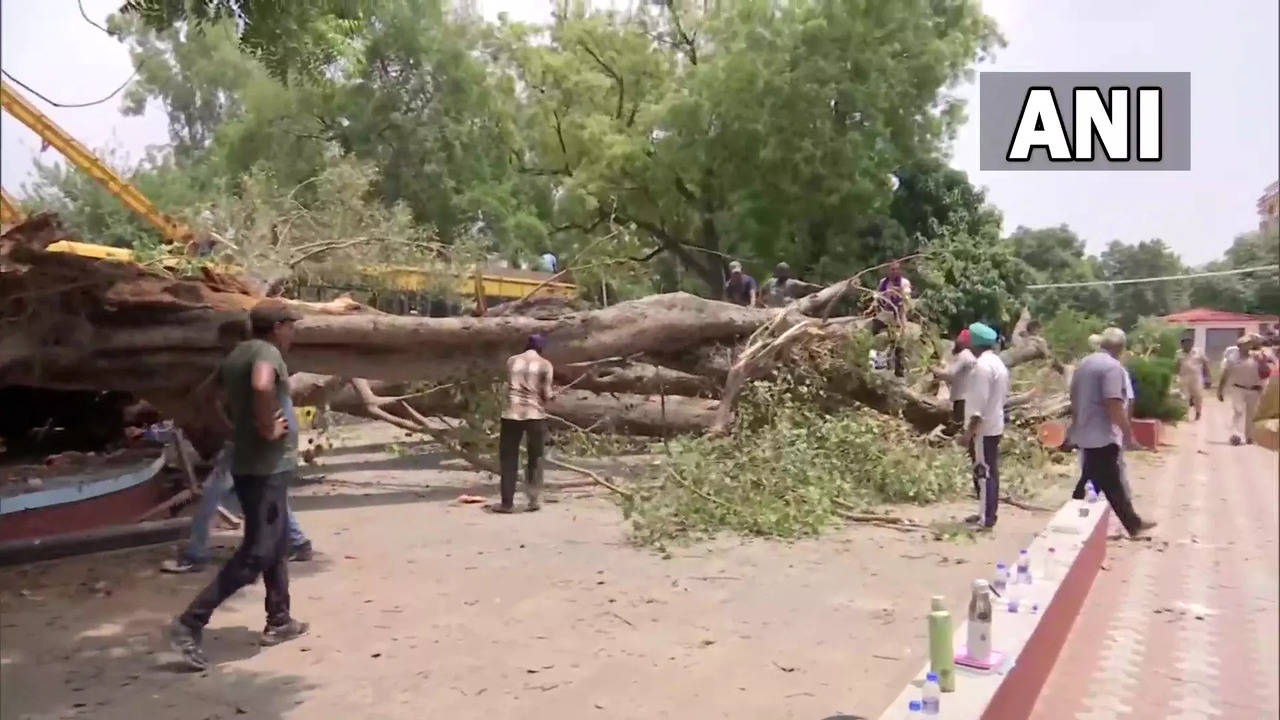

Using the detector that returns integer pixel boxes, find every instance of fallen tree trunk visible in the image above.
[2,216,1057,443]
[292,375,718,437]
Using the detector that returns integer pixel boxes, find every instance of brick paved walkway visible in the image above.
[1030,400,1279,720]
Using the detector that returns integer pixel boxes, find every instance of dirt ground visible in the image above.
[1,421,1068,720]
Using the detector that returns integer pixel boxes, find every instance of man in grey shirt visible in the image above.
[1066,328,1155,538]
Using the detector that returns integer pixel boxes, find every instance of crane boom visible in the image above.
[0,79,192,245]
[1,188,24,230]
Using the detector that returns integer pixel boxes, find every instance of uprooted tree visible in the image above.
[1,214,1057,454]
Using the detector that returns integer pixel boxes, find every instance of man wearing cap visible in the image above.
[724,261,758,307]
[495,334,555,513]
[1218,333,1269,445]
[1067,328,1155,538]
[160,317,314,574]
[959,323,1009,529]
[168,300,309,670]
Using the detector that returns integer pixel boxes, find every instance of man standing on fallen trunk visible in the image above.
[493,334,555,513]
[1067,327,1156,539]
[959,323,1008,530]
[168,300,309,670]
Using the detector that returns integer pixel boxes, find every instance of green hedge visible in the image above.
[1126,356,1188,422]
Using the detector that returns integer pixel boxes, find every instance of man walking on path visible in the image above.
[1219,333,1271,445]
[168,301,309,670]
[494,334,555,513]
[959,323,1008,529]
[1067,328,1156,539]
[160,318,313,574]
[1174,335,1210,421]
[723,261,758,307]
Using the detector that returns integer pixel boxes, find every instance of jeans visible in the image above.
[973,434,1001,527]
[498,418,545,508]
[183,445,308,564]
[180,471,293,630]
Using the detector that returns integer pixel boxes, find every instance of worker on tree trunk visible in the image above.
[493,334,555,513]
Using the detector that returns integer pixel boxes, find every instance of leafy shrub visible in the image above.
[1127,356,1188,422]
[1042,308,1106,363]
[1127,317,1185,360]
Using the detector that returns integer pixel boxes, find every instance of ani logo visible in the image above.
[979,72,1191,172]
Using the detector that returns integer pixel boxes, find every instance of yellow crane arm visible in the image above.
[1,79,192,245]
[1,188,24,229]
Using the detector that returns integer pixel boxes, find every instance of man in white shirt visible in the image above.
[959,322,1009,530]
[1218,333,1269,445]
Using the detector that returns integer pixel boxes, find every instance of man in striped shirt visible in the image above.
[494,334,556,513]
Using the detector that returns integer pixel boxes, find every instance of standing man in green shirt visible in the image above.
[168,300,309,670]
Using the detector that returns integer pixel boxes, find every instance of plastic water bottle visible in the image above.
[921,673,941,715]
[991,562,1008,597]
[905,699,924,719]
[1085,481,1099,504]
[1016,549,1033,584]
[1043,547,1059,582]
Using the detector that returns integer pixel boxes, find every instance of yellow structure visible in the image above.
[1,79,575,305]
[1,79,195,247]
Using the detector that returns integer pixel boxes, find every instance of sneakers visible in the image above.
[1230,435,1243,446]
[260,619,309,647]
[167,618,209,671]
[160,556,207,574]
[288,541,313,562]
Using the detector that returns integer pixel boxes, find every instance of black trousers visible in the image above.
[1073,444,1144,535]
[973,434,1001,527]
[870,318,905,377]
[181,471,292,630]
[499,418,545,508]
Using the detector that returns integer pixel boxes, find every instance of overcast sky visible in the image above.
[3,0,1277,265]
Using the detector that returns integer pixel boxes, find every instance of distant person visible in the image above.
[1066,328,1156,539]
[760,262,795,308]
[870,261,912,377]
[539,250,559,273]
[723,261,757,307]
[958,323,1009,529]
[494,334,555,513]
[1174,336,1210,421]
[1218,333,1269,445]
[168,301,310,671]
[160,317,314,574]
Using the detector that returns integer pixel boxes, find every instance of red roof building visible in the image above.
[1160,308,1278,361]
